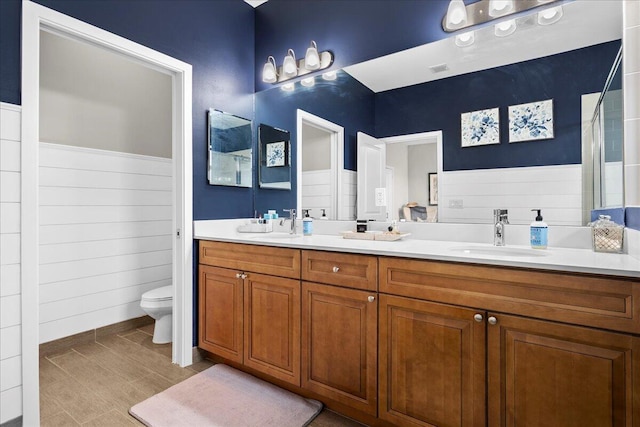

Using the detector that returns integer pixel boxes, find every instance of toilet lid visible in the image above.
[142,285,173,302]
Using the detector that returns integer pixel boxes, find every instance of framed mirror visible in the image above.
[259,124,291,190]
[207,109,252,187]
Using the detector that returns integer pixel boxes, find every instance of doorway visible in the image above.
[296,110,345,220]
[21,2,193,423]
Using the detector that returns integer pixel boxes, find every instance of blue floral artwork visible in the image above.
[509,99,554,143]
[461,108,500,147]
[266,141,285,167]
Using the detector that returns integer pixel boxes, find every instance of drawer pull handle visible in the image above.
[474,314,483,323]
[488,316,498,325]
[332,266,340,273]
[367,296,375,302]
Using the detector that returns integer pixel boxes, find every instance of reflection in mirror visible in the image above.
[259,124,291,190]
[297,110,350,220]
[592,47,624,209]
[254,1,622,225]
[208,109,252,187]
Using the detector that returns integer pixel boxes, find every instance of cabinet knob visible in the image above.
[474,313,483,323]
[241,273,248,279]
[236,273,242,279]
[367,296,375,302]
[332,266,340,273]
[488,316,498,325]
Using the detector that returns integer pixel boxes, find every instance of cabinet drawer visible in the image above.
[200,241,300,279]
[379,257,640,334]
[302,250,377,291]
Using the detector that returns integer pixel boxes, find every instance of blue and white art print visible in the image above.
[508,99,554,143]
[266,141,286,167]
[461,108,500,147]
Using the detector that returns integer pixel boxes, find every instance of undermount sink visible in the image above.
[249,233,303,240]
[450,246,548,258]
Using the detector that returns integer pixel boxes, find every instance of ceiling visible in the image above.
[344,0,622,93]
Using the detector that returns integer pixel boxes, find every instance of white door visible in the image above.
[357,132,387,221]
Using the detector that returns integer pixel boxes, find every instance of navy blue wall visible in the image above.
[376,41,621,171]
[254,71,375,214]
[0,0,256,220]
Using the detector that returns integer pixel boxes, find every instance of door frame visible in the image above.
[296,110,344,220]
[21,1,193,423]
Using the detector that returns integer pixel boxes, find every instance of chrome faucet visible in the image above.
[282,208,297,234]
[493,209,509,246]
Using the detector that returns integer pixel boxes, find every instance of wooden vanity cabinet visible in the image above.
[379,294,486,427]
[487,313,638,427]
[300,250,379,416]
[199,241,301,385]
[379,256,640,427]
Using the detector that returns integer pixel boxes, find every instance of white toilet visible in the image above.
[140,285,173,344]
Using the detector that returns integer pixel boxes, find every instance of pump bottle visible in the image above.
[530,209,548,249]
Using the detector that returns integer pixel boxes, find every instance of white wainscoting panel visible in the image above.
[438,164,582,225]
[341,170,357,221]
[38,142,172,344]
[301,170,333,218]
[0,102,22,424]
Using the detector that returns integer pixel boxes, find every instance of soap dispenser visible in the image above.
[302,209,313,236]
[530,209,548,249]
[320,209,328,220]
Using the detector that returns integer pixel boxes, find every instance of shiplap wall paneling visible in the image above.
[341,170,356,220]
[38,143,172,344]
[0,103,22,424]
[438,164,582,225]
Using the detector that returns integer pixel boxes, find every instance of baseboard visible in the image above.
[39,315,154,358]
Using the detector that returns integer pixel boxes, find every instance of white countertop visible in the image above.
[194,220,640,278]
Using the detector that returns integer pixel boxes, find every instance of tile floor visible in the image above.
[39,324,364,426]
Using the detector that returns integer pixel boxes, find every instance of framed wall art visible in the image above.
[461,107,500,147]
[509,99,554,142]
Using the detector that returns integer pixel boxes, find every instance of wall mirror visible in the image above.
[259,123,291,190]
[208,109,252,187]
[254,0,622,226]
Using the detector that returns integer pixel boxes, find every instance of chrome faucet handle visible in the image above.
[493,208,509,223]
[283,208,296,219]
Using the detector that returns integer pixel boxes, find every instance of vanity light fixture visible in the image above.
[300,76,315,87]
[262,56,277,84]
[442,0,563,33]
[537,5,563,25]
[304,41,320,70]
[282,49,298,78]
[455,31,475,47]
[445,0,468,31]
[494,19,517,37]
[262,40,334,84]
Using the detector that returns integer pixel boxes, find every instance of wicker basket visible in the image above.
[590,215,624,253]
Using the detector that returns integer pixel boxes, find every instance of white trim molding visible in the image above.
[21,1,193,423]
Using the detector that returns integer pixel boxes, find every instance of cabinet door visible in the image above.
[244,273,301,386]
[199,265,243,363]
[379,295,486,427]
[301,282,378,415]
[488,313,639,427]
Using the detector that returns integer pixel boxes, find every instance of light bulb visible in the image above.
[281,82,295,92]
[301,77,315,87]
[322,70,337,81]
[283,49,297,78]
[494,19,516,37]
[455,31,475,47]
[304,41,320,70]
[538,6,563,25]
[262,56,277,83]
[445,0,467,30]
[489,0,514,17]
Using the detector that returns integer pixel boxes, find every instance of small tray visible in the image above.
[340,231,410,241]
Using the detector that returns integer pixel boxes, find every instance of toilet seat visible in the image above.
[141,285,172,302]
